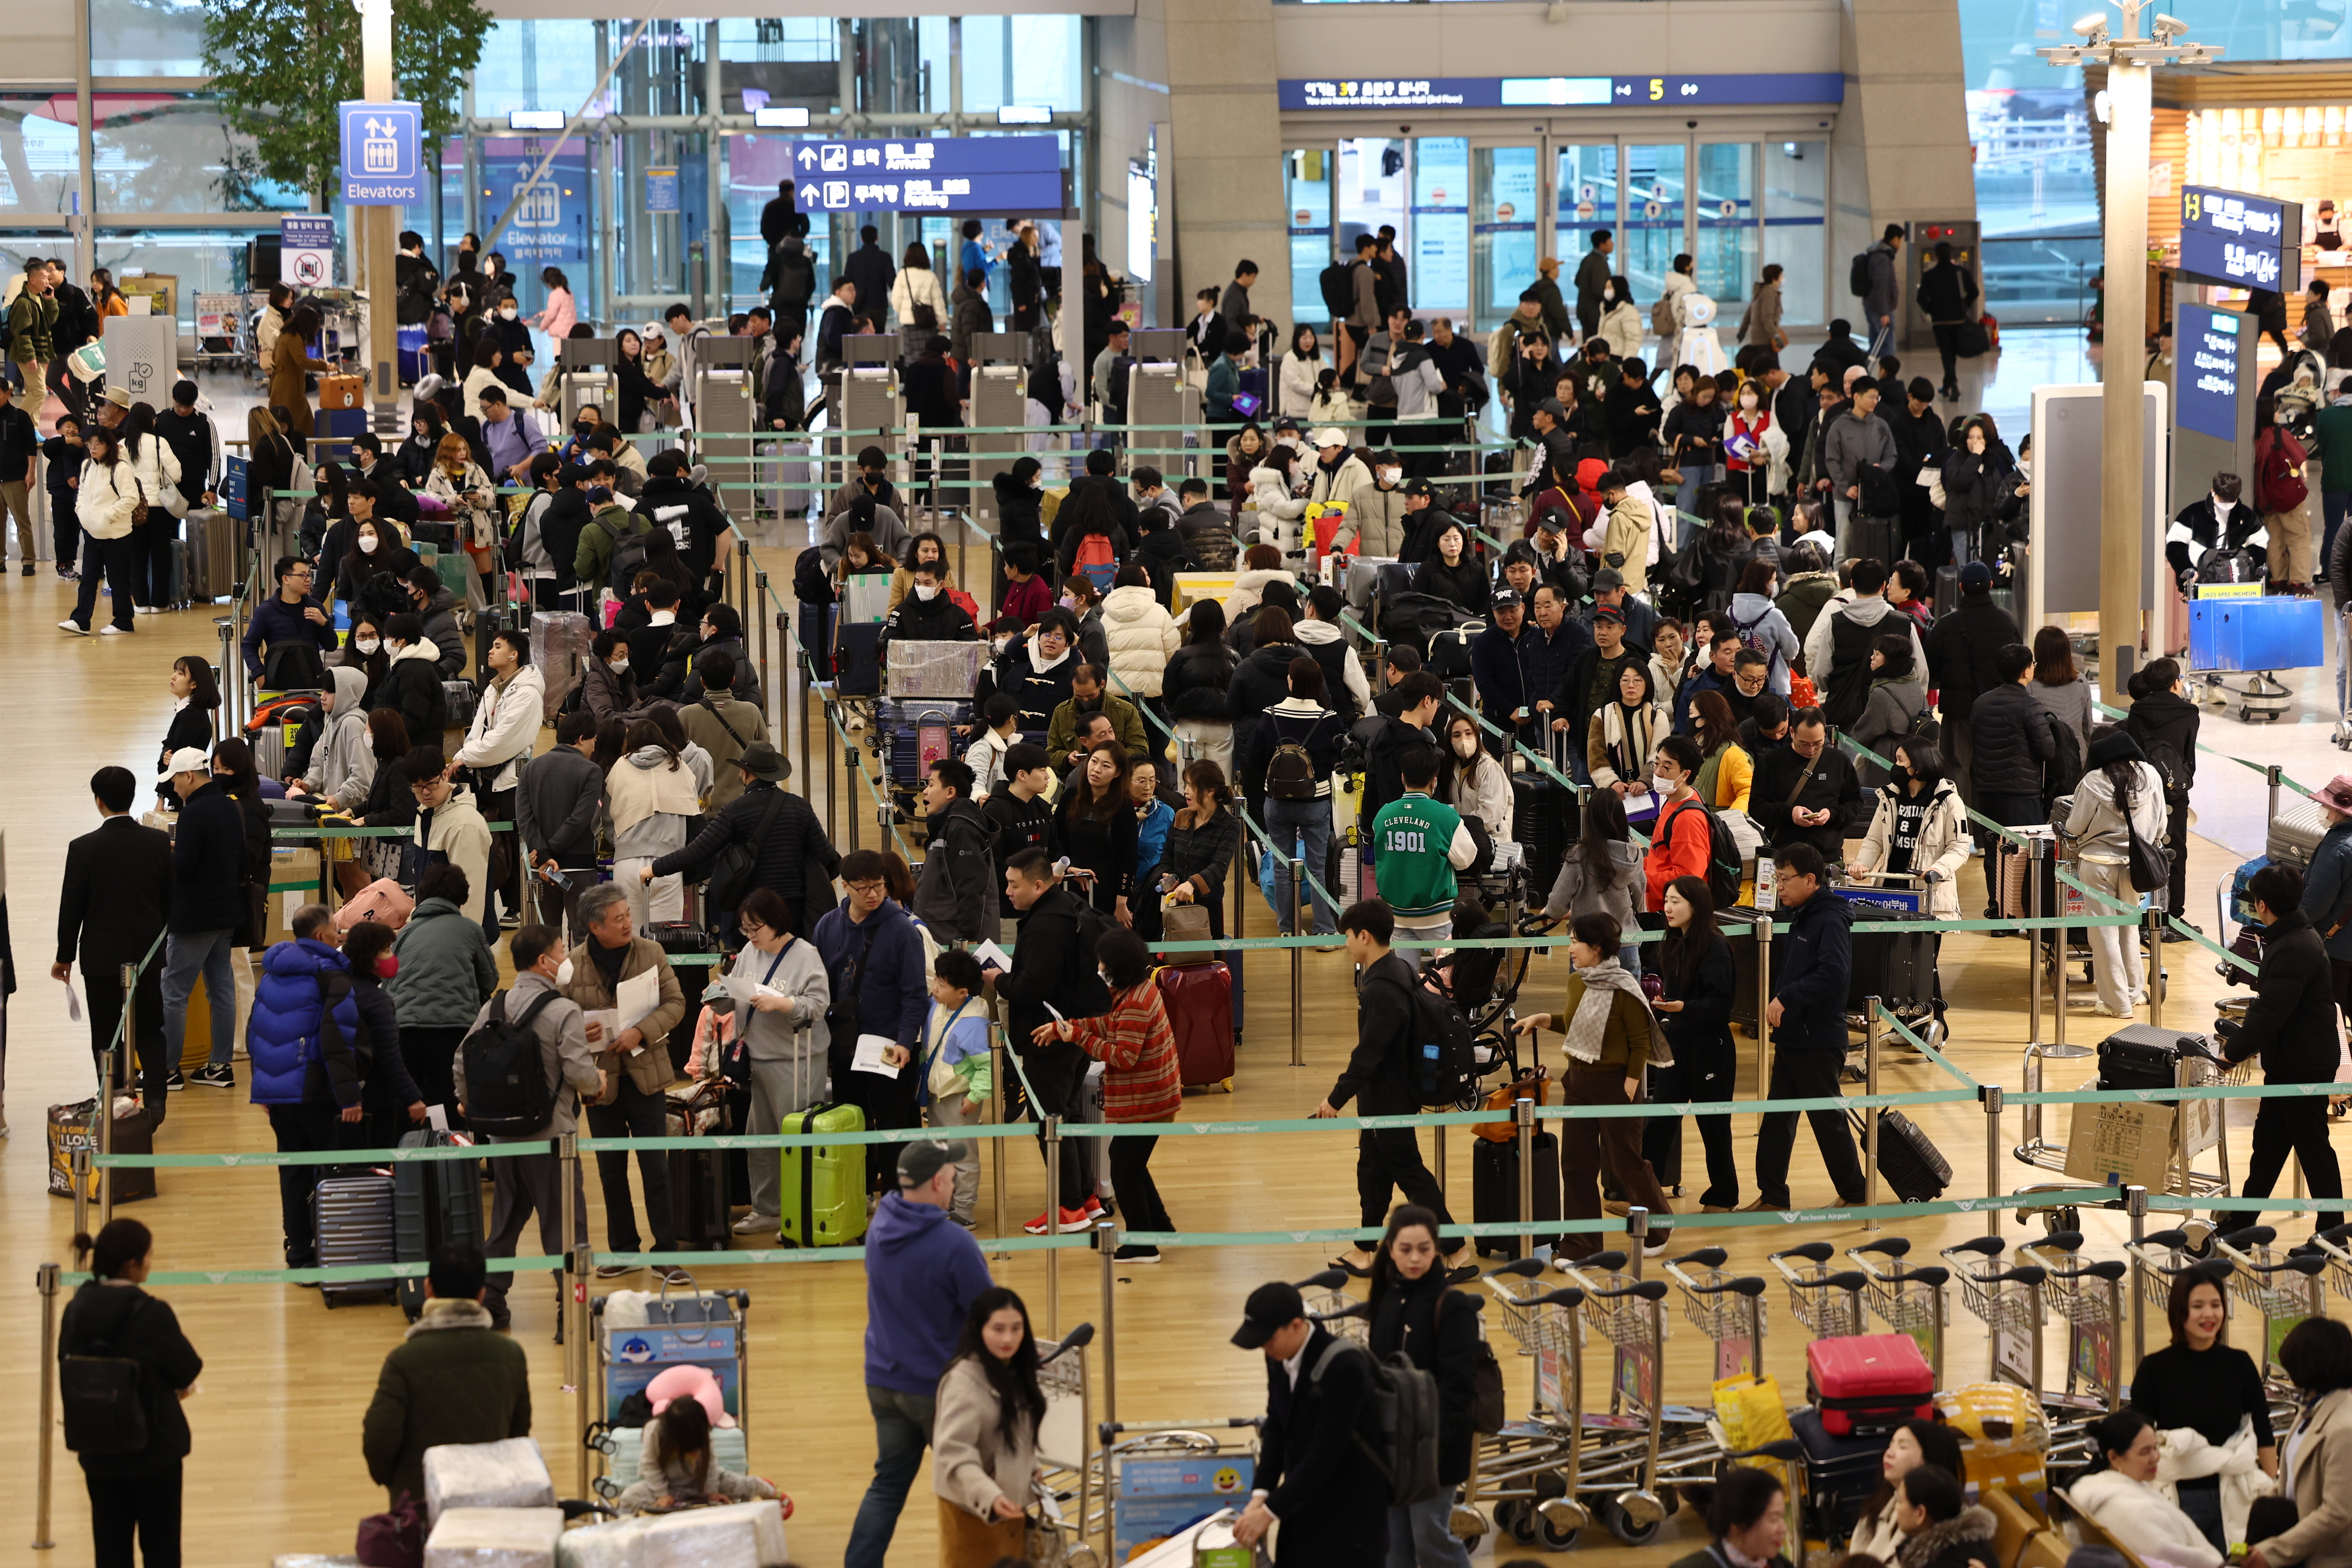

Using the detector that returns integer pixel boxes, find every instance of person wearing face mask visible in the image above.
[482,291,531,362]
[376,612,449,745]
[338,919,430,1149]
[246,903,371,1264]
[285,664,377,813]
[1725,379,1787,506]
[2169,469,2260,585]
[1596,275,1645,362]
[1056,574,1113,668]
[881,558,980,654]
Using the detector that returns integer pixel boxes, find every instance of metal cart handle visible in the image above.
[1856,1238,1913,1258]
[1528,1286,1586,1309]
[1981,1265,2049,1286]
[1790,1270,1871,1294]
[1041,1322,1095,1364]
[1487,1258,1547,1281]
[1685,1275,1770,1298]
[2039,1230,2087,1252]
[1773,1242,1836,1264]
[1950,1235,2006,1258]
[2222,1225,2278,1249]
[2143,1228,2192,1250]
[2048,1259,2127,1283]
[1672,1246,1729,1269]
[1586,1278,1669,1302]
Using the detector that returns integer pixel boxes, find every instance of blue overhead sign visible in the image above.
[789,136,1063,214]
[339,100,424,205]
[1278,73,1845,111]
[2179,304,2246,444]
[2179,185,2302,291]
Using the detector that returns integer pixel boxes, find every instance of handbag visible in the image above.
[2120,771,2170,896]
[355,1492,427,1568]
[1162,900,1214,951]
[61,1339,149,1455]
[1473,1064,1555,1142]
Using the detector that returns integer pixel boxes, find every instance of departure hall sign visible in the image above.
[789,136,1063,215]
[2178,185,2302,292]
[1278,73,1845,111]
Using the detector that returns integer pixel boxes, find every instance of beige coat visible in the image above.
[2260,1386,2352,1568]
[1852,778,1970,919]
[932,1353,1040,1522]
[557,935,687,1098]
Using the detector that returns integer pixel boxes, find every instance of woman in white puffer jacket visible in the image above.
[1099,566,1181,698]
[122,403,186,614]
[1244,463,1309,555]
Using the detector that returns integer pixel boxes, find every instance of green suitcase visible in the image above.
[778,1101,868,1247]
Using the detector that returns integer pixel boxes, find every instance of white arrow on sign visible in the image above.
[366,116,391,139]
[797,145,818,169]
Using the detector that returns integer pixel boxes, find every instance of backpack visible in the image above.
[1666,797,1743,906]
[708,786,787,915]
[2141,735,2191,807]
[2256,429,2309,514]
[1651,293,1679,340]
[1732,604,1783,678]
[2043,717,2084,808]
[1319,260,1355,319]
[1849,251,1875,299]
[1073,530,1117,591]
[594,510,653,586]
[1265,723,1322,803]
[1308,1336,1442,1508]
[61,1328,149,1456]
[1408,969,1479,1108]
[458,988,562,1137]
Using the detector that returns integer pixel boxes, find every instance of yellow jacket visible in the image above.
[1705,742,1753,814]
[1601,497,1649,596]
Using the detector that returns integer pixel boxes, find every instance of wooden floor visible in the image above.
[0,553,2339,1567]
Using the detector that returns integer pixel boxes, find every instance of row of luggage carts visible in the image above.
[1351,1216,2352,1555]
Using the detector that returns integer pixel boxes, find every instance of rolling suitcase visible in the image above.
[1471,1131,1562,1256]
[2270,796,2327,870]
[1933,562,1959,617]
[1852,1107,1950,1201]
[312,1173,399,1305]
[1846,908,1937,1018]
[834,618,884,697]
[1806,1332,1936,1436]
[2095,1024,2214,1092]
[1157,962,1235,1089]
[185,509,239,603]
[1790,1406,1887,1540]
[443,679,479,732]
[394,1129,484,1320]
[667,1144,731,1250]
[528,610,594,719]
[777,1102,867,1247]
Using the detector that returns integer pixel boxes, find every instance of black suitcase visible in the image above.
[644,921,720,955]
[1791,1405,1889,1542]
[1933,563,1959,617]
[1852,1106,1950,1201]
[1472,1131,1562,1258]
[393,1129,485,1320]
[1482,448,1516,500]
[2096,1024,2214,1092]
[835,618,884,696]
[1641,1064,1684,1192]
[1847,914,1937,1016]
[668,1144,730,1249]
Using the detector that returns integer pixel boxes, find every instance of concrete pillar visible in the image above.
[1834,0,1979,297]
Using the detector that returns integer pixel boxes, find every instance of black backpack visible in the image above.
[2043,718,2084,810]
[1849,251,1875,298]
[1408,973,1479,1108]
[459,988,562,1137]
[600,512,655,587]
[1319,261,1355,319]
[1308,1336,1442,1508]
[708,787,787,915]
[1665,797,1743,907]
[61,1321,149,1456]
[2141,736,2191,807]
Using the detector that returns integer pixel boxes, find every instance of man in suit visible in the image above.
[54,765,175,1112]
[1229,1279,1388,1563]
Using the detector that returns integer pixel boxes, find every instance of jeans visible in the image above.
[86,1462,182,1568]
[2176,1478,2226,1552]
[1387,1486,1474,1568]
[584,1074,676,1254]
[1674,463,1720,517]
[1265,796,1338,934]
[71,530,136,631]
[162,927,240,1071]
[1357,1126,1455,1237]
[2240,1096,2346,1234]
[1752,1047,1865,1208]
[843,1386,937,1568]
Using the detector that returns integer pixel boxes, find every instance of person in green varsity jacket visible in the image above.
[1367,746,1479,950]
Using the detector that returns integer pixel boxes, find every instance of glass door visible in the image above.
[1622,142,1688,330]
[1286,146,1334,322]
[1337,136,1408,257]
[1763,139,1828,326]
[1410,136,1471,317]
[1555,143,1621,330]
[1472,144,1541,332]
[1693,141,1758,307]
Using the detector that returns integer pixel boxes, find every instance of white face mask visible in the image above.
[1379,467,1401,485]
[1739,393,1759,410]
[1602,286,1616,303]
[354,636,380,654]
[554,957,574,986]
[914,583,940,601]
[1653,773,1676,797]
[499,306,519,320]
[358,534,379,554]
[609,656,629,674]
[1454,737,1479,758]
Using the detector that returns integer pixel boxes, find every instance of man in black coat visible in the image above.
[2123,655,2203,930]
[1055,447,1141,557]
[1314,898,1456,1263]
[160,748,248,1094]
[638,451,733,589]
[2221,862,2344,1235]
[1748,710,1867,863]
[1230,1279,1388,1565]
[842,225,896,323]
[879,559,978,651]
[1361,674,1445,861]
[647,745,840,937]
[911,760,996,944]
[377,612,450,747]
[984,849,1111,1229]
[1965,643,2057,863]
[55,766,174,1109]
[1922,560,2023,816]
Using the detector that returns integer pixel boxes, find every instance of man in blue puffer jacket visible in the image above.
[249,904,366,1269]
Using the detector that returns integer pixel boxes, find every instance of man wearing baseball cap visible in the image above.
[1228,1279,1388,1560]
[844,1138,992,1568]
[160,745,247,1089]
[1304,428,1372,524]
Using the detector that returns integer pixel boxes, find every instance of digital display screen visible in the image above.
[1278,73,1845,111]
[786,136,1063,215]
[2179,185,2302,290]
[2178,303,2244,444]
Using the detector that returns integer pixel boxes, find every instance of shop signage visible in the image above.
[2179,185,2302,291]
[1279,73,1844,111]
[2179,303,2247,443]
[788,136,1062,215]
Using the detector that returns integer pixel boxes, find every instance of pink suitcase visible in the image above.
[1156,962,1235,1091]
[1806,1332,1935,1437]
[335,877,415,932]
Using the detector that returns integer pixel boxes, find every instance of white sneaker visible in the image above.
[99,624,132,636]
[732,1213,780,1234]
[133,604,157,616]
[58,619,86,636]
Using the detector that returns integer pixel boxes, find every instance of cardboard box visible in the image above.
[2063,1100,2181,1188]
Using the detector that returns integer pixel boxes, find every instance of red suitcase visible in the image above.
[1806,1332,1935,1437]
[1156,962,1235,1091]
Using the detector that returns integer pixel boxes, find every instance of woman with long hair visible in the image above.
[332,516,421,627]
[63,424,141,635]
[1847,1417,1969,1560]
[269,301,334,439]
[1036,928,1182,1259]
[158,653,220,793]
[933,1286,1049,1566]
[1728,557,1799,695]
[1847,633,1927,790]
[1545,787,1644,951]
[257,282,296,357]
[1653,873,1739,1210]
[612,326,666,432]
[1852,737,1968,1028]
[1056,739,1137,925]
[1280,323,1325,420]
[607,715,701,930]
[1367,1203,1481,1566]
[530,266,576,339]
[1161,599,1240,780]
[2062,726,2169,1017]
[1438,710,1514,840]
[1412,519,1489,614]
[60,1219,202,1568]
[2125,1268,2278,1549]
[397,402,450,485]
[119,400,184,614]
[422,432,499,606]
[1158,759,1242,940]
[890,240,950,332]
[1687,688,1751,812]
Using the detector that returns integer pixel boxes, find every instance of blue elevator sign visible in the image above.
[340,101,425,205]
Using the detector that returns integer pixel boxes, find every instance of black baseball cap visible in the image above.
[1231,1281,1307,1349]
[1400,477,1436,501]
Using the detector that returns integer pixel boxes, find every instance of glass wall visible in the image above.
[1621,143,1687,313]
[1472,145,1539,331]
[0,97,79,215]
[1692,141,1756,303]
[1762,140,1827,327]
[92,0,207,76]
[1411,136,1469,316]
[95,94,306,213]
[94,225,282,329]
[1287,146,1333,322]
[473,20,607,119]
[1553,143,1619,307]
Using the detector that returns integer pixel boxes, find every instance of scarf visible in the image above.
[1564,958,1646,1065]
[1601,700,1653,773]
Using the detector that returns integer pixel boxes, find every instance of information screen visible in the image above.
[2178,302,2246,444]
[1278,73,1844,111]
[787,136,1063,215]
[2179,185,2302,291]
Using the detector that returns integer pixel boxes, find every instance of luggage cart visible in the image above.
[1084,1418,1262,1568]
[2211,1226,2331,1379]
[1548,1249,1674,1546]
[1024,1326,1102,1568]
[1479,1257,1596,1551]
[2306,1223,2352,1309]
[585,1278,752,1500]
[2017,1231,2129,1466]
[1845,1238,1952,1388]
[1942,1238,2054,1419]
[1770,1242,1870,1341]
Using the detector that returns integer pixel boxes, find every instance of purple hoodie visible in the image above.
[863,1191,992,1394]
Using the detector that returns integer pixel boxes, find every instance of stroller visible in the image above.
[1420,884,1547,1100]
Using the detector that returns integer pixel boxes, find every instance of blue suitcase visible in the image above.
[317,406,369,440]
[2189,596,2325,671]
[877,700,971,788]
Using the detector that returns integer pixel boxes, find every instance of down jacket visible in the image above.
[1852,777,1971,919]
[249,937,363,1108]
[385,897,501,1030]
[1100,584,1181,697]
[308,665,379,813]
[1964,680,2056,798]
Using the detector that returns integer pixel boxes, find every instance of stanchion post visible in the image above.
[2054,874,2070,1054]
[1514,1096,1535,1262]
[1435,1122,1447,1202]
[573,1236,593,1502]
[1626,1206,1648,1279]
[1751,913,1773,1092]
[2173,1057,2192,1199]
[33,1259,59,1549]
[823,701,838,841]
[71,1148,90,1243]
[557,1133,576,1386]
[2125,1183,2149,1374]
[2146,903,2166,1027]
[2267,764,2283,826]
[755,570,773,733]
[797,655,814,808]
[1289,855,1305,1068]
[846,746,861,850]
[1044,1117,1063,1335]
[213,617,236,745]
[2027,833,2045,1051]
[991,1025,1009,1239]
[1982,1085,2004,1231]
[1863,999,1883,1229]
[1097,1212,1119,1435]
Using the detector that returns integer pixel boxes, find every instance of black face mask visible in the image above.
[574,422,594,437]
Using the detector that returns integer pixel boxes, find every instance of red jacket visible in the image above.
[991,573,1055,635]
[1646,794,1714,912]
[1062,981,1182,1122]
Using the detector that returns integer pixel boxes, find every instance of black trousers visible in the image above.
[1752,1047,1865,1208]
[269,1101,350,1263]
[402,1024,469,1128]
[1109,1133,1173,1235]
[475,785,520,937]
[2240,1096,2346,1234]
[2166,801,2191,918]
[1355,1125,1456,1243]
[129,517,175,607]
[85,1462,182,1568]
[584,1075,676,1254]
[85,964,169,1120]
[71,531,136,631]
[1674,1029,1742,1208]
[1011,1040,1090,1210]
[1932,323,1964,392]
